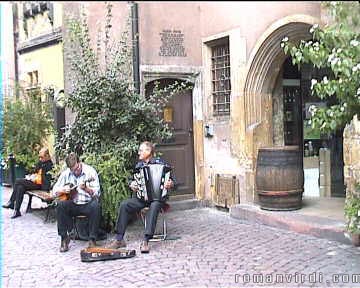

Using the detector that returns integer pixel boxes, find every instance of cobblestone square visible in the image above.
[2,188,360,288]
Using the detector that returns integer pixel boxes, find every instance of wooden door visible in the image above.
[283,85,302,147]
[146,79,195,195]
[329,130,345,197]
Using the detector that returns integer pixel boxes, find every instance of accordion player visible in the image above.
[133,159,173,202]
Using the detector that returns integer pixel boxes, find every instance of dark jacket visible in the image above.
[34,159,54,191]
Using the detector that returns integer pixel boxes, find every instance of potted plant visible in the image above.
[344,188,360,246]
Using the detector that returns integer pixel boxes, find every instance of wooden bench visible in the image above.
[25,190,56,223]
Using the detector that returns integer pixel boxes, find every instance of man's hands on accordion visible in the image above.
[164,179,174,190]
[129,179,174,192]
[130,181,139,192]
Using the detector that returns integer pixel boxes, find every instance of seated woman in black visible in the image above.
[2,147,53,219]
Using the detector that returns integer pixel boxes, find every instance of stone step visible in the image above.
[167,198,209,212]
[229,204,352,245]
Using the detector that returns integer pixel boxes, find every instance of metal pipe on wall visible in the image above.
[12,2,19,98]
[131,2,140,94]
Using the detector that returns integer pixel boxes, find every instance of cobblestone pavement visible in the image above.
[2,187,360,288]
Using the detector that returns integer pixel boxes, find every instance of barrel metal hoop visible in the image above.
[257,158,301,167]
[257,189,303,196]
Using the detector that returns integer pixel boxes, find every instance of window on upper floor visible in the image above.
[23,2,51,18]
[25,70,41,101]
[211,40,231,116]
[27,70,39,88]
[22,2,54,38]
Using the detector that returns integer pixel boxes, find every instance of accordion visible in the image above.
[133,163,172,202]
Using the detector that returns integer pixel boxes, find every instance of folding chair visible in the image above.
[140,203,170,242]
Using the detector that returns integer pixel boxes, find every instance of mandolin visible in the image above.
[57,177,95,201]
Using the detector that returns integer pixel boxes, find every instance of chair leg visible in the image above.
[26,195,33,213]
[143,215,147,230]
[149,212,167,242]
[44,201,57,223]
[72,217,79,241]
[163,216,167,240]
[140,208,168,242]
[44,207,50,223]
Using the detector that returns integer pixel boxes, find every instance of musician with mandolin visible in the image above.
[107,141,176,253]
[52,152,101,252]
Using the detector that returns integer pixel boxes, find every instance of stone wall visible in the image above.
[343,114,360,198]
[60,3,323,204]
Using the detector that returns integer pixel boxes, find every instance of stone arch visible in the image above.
[141,70,198,94]
[240,15,322,203]
[244,14,320,128]
[143,74,195,87]
[144,77,189,98]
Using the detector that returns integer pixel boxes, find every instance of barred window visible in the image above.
[211,43,231,116]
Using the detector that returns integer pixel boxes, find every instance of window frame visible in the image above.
[210,38,231,117]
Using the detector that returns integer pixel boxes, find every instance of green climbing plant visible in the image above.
[57,2,192,230]
[3,88,54,172]
[281,1,360,134]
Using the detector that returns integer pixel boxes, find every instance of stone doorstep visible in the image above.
[229,204,352,245]
[167,198,210,212]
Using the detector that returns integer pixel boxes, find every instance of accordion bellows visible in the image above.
[134,163,172,202]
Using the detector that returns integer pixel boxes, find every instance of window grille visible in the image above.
[211,43,231,116]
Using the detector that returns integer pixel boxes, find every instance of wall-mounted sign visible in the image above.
[159,29,187,57]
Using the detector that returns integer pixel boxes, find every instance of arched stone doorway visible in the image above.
[241,15,322,203]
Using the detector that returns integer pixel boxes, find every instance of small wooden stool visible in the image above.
[72,215,88,240]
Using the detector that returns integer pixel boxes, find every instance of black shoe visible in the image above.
[11,210,21,219]
[60,235,70,253]
[2,201,14,209]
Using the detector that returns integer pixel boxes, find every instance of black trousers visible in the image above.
[115,197,164,240]
[8,179,41,211]
[56,199,100,241]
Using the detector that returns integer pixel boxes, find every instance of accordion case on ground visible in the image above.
[134,163,172,202]
[80,247,136,262]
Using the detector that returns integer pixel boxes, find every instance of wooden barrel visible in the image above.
[256,146,304,211]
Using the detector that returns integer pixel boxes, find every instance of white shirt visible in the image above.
[52,163,100,205]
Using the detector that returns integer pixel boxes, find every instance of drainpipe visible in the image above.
[12,2,19,98]
[131,1,140,94]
